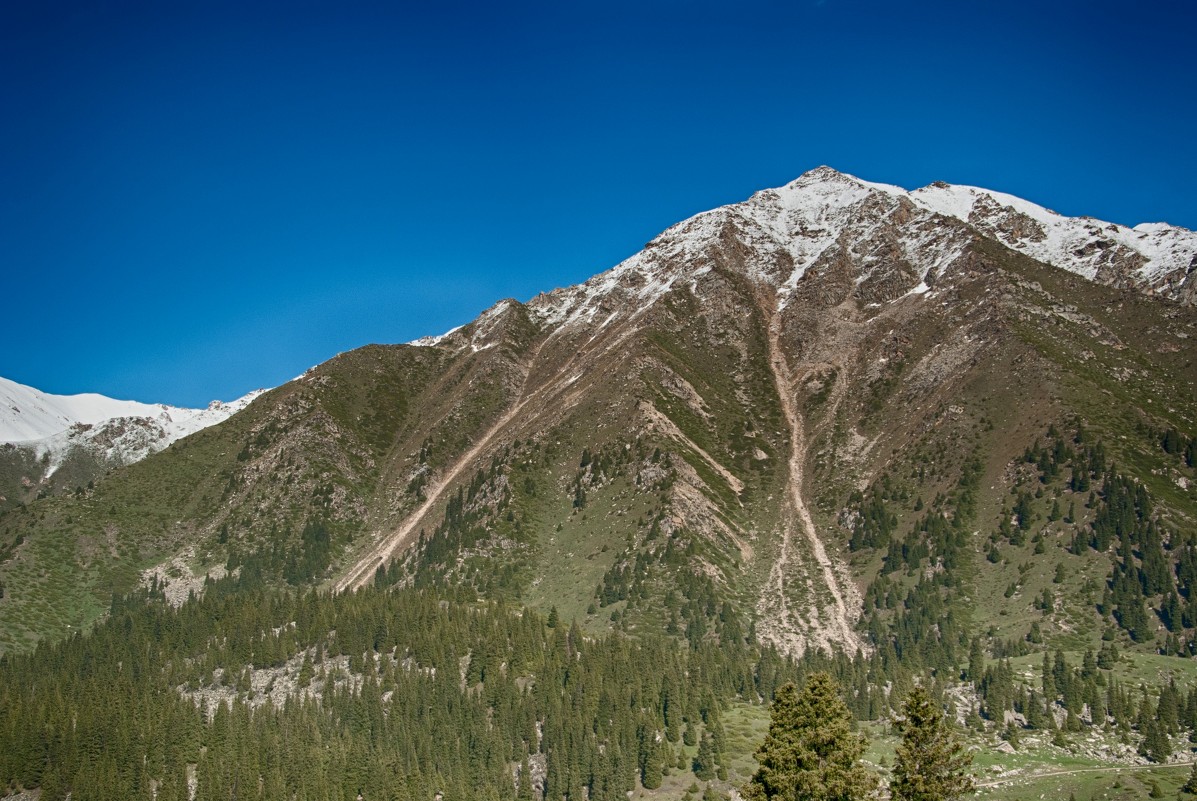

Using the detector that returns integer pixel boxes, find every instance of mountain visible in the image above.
[1,167,1195,661]
[0,376,263,511]
[911,179,1197,302]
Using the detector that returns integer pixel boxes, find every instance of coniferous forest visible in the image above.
[7,558,1197,800]
[0,572,801,801]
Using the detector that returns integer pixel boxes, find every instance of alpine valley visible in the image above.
[3,167,1197,801]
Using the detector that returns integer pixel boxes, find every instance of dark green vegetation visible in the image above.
[890,686,973,801]
[743,675,974,801]
[0,578,813,801]
[0,441,115,515]
[0,344,462,651]
[2,223,1195,663]
[744,674,875,801]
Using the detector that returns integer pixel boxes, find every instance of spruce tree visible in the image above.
[889,686,974,801]
[965,637,984,685]
[641,739,664,789]
[517,755,535,801]
[744,673,875,801]
[1140,718,1170,763]
[694,732,716,781]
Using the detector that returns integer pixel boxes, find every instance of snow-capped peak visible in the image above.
[701,168,1196,301]
[784,165,907,199]
[2,376,159,443]
[409,167,1196,352]
[0,376,261,445]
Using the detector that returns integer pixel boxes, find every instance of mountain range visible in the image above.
[1,166,1195,659]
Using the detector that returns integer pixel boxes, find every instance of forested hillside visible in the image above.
[0,577,786,801]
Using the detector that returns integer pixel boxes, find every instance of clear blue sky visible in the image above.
[3,0,1195,407]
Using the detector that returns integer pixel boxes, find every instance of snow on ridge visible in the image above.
[911,182,1064,227]
[1,376,264,474]
[408,324,465,348]
[156,389,265,443]
[778,166,907,203]
[785,170,1196,291]
[529,167,946,324]
[0,375,170,443]
[524,232,699,333]
[407,301,526,352]
[911,181,1197,287]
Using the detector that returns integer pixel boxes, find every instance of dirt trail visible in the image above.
[755,298,865,656]
[639,401,745,498]
[975,761,1195,789]
[336,344,545,592]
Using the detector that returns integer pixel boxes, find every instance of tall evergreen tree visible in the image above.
[694,732,717,781]
[889,687,974,801]
[744,673,876,801]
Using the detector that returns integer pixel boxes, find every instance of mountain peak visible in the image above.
[797,165,851,181]
[410,170,1197,356]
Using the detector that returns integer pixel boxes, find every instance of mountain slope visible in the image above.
[1,168,1195,661]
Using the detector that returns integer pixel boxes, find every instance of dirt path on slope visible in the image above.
[336,345,546,592]
[975,761,1195,789]
[639,401,745,498]
[755,299,865,656]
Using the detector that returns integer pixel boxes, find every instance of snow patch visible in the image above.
[0,376,264,473]
[912,181,1197,288]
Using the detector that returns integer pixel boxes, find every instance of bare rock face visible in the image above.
[967,192,1048,246]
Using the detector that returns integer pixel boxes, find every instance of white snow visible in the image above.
[407,301,522,352]
[1,375,264,473]
[911,181,1197,288]
[520,167,1192,337]
[1,375,167,443]
[408,324,465,348]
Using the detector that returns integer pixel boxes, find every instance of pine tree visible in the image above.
[890,687,973,801]
[1140,718,1170,763]
[517,755,535,801]
[744,673,875,801]
[965,637,984,685]
[702,783,727,801]
[693,732,716,781]
[641,738,664,790]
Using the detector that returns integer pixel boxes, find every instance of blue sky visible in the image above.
[3,0,1195,407]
